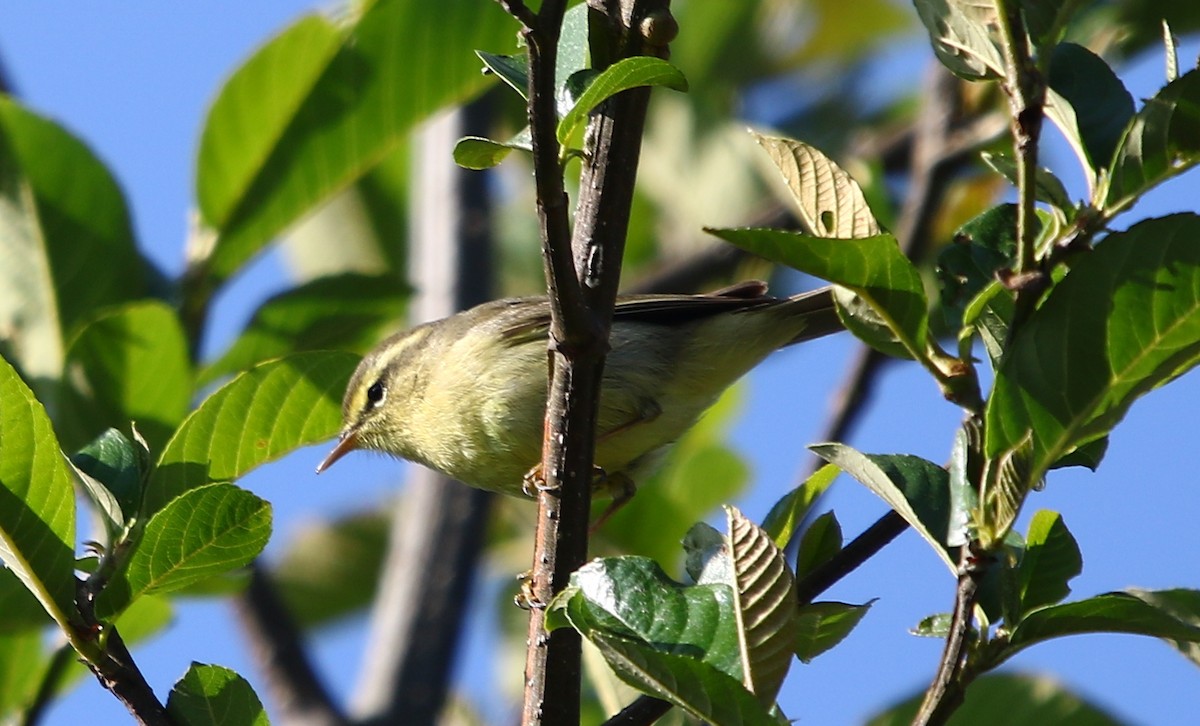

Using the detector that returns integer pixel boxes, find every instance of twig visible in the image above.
[233,564,347,726]
[794,510,908,605]
[912,550,990,726]
[22,644,75,726]
[81,627,174,726]
[515,1,672,724]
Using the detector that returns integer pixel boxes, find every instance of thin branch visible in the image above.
[494,0,538,29]
[794,510,908,605]
[913,550,990,726]
[233,564,347,726]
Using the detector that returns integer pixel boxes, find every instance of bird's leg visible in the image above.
[589,471,636,534]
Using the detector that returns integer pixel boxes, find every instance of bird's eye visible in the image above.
[366,380,386,408]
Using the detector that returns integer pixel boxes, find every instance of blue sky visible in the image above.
[1,3,1198,724]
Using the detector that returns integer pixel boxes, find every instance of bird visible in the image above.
[317,280,841,513]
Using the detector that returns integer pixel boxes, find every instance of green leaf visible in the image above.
[1017,510,1082,616]
[980,152,1073,212]
[752,134,882,239]
[556,57,688,144]
[794,600,873,663]
[1046,43,1135,184]
[725,506,797,704]
[761,463,838,549]
[810,444,954,571]
[70,428,145,536]
[911,0,1004,80]
[1104,69,1200,213]
[272,509,389,628]
[99,483,270,617]
[985,214,1200,488]
[0,97,145,384]
[60,301,191,453]
[0,566,49,634]
[196,0,516,285]
[476,51,529,100]
[199,274,404,387]
[144,351,357,517]
[936,204,1019,336]
[794,511,841,581]
[1125,588,1200,666]
[0,629,46,717]
[452,127,533,171]
[590,632,782,726]
[910,613,953,638]
[547,557,742,681]
[0,355,76,630]
[1006,590,1200,656]
[866,673,1124,725]
[167,663,268,726]
[708,228,928,361]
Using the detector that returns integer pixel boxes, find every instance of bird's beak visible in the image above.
[316,429,359,474]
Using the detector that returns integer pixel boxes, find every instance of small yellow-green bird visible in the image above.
[317,281,840,506]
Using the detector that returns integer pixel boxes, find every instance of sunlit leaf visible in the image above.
[1017,510,1082,616]
[795,511,841,581]
[196,0,516,285]
[98,483,270,617]
[1006,590,1200,656]
[866,673,1124,725]
[0,355,76,630]
[199,274,404,387]
[167,663,268,726]
[452,128,533,171]
[1104,69,1200,213]
[761,463,838,549]
[144,351,357,516]
[752,134,881,239]
[556,57,688,143]
[985,214,1200,489]
[794,600,873,663]
[60,301,191,453]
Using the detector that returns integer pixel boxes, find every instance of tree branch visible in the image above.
[233,563,347,726]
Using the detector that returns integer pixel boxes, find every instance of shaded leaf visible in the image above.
[167,663,268,726]
[144,351,357,517]
[99,483,270,617]
[0,97,145,384]
[985,214,1200,489]
[1017,510,1082,616]
[1046,43,1135,184]
[0,566,48,634]
[794,600,873,663]
[556,57,688,144]
[272,509,389,628]
[591,632,781,726]
[1007,590,1200,656]
[70,428,145,537]
[980,153,1072,212]
[866,673,1125,725]
[761,463,838,549]
[794,511,841,581]
[477,51,528,101]
[0,355,76,630]
[810,444,954,571]
[199,274,405,387]
[60,301,191,453]
[196,0,516,284]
